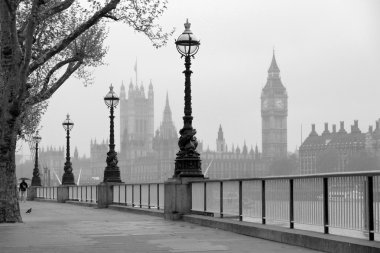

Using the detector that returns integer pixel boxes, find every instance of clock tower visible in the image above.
[261,52,288,160]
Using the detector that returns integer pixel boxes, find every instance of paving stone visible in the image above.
[0,201,322,253]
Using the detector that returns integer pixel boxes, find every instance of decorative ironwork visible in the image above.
[103,85,122,182]
[62,114,75,185]
[31,131,42,186]
[174,20,203,178]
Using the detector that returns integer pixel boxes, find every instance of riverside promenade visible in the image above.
[0,201,322,253]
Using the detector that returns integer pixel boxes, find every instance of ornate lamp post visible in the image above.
[174,19,203,178]
[62,114,75,185]
[103,85,122,182]
[31,131,42,186]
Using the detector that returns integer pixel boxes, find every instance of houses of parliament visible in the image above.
[16,52,379,185]
[115,52,289,182]
[16,52,288,184]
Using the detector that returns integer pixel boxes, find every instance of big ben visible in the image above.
[261,52,288,160]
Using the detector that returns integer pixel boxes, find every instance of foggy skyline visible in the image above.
[17,0,380,159]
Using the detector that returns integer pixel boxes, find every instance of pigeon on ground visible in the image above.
[26,208,32,214]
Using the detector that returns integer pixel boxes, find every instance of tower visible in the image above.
[153,93,178,157]
[261,51,288,160]
[216,124,226,152]
[120,78,154,160]
[152,93,178,180]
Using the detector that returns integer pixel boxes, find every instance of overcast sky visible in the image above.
[17,0,380,160]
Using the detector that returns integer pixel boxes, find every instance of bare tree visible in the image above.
[0,0,172,223]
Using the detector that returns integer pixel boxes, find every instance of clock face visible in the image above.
[262,99,269,109]
[275,98,284,109]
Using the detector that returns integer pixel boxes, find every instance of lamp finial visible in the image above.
[184,19,190,30]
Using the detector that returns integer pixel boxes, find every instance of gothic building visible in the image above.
[261,52,288,160]
[125,122,267,182]
[299,119,380,174]
[16,53,291,184]
[201,125,266,179]
[119,80,154,160]
[125,93,178,182]
[216,125,226,152]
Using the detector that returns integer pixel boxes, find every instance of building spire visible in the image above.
[120,81,126,99]
[163,92,172,122]
[268,50,280,73]
[165,91,169,107]
[134,58,138,90]
[217,124,224,140]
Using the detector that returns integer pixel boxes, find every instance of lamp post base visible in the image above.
[174,156,203,178]
[103,167,122,183]
[62,172,75,185]
[31,176,42,187]
[62,161,75,185]
[103,149,122,183]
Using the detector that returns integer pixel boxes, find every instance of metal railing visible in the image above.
[112,183,164,210]
[190,171,380,241]
[36,186,57,200]
[68,185,98,203]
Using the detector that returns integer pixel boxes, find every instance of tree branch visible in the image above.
[18,0,74,45]
[26,60,82,106]
[39,0,75,22]
[28,0,120,75]
[104,14,120,21]
[39,56,81,94]
[20,0,41,82]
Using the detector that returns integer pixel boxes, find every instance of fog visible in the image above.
[17,0,380,159]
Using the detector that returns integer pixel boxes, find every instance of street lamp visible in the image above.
[62,114,75,185]
[31,131,42,186]
[103,84,122,182]
[174,19,203,178]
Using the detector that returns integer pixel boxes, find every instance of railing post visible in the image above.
[262,180,266,225]
[91,186,93,203]
[157,184,160,210]
[323,177,329,234]
[57,185,69,203]
[204,182,207,213]
[86,186,88,202]
[367,176,374,241]
[140,184,142,208]
[97,183,114,208]
[220,181,223,218]
[239,180,243,221]
[148,184,151,209]
[289,179,294,229]
[132,185,135,207]
[125,184,127,206]
[117,184,120,204]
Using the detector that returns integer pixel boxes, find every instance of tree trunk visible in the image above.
[0,1,23,223]
[0,129,21,223]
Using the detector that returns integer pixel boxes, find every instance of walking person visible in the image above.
[19,179,28,202]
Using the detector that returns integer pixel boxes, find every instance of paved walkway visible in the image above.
[0,201,322,253]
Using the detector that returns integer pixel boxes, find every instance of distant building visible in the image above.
[119,80,154,160]
[16,54,294,183]
[201,125,266,179]
[124,93,178,182]
[261,52,288,160]
[299,119,380,174]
